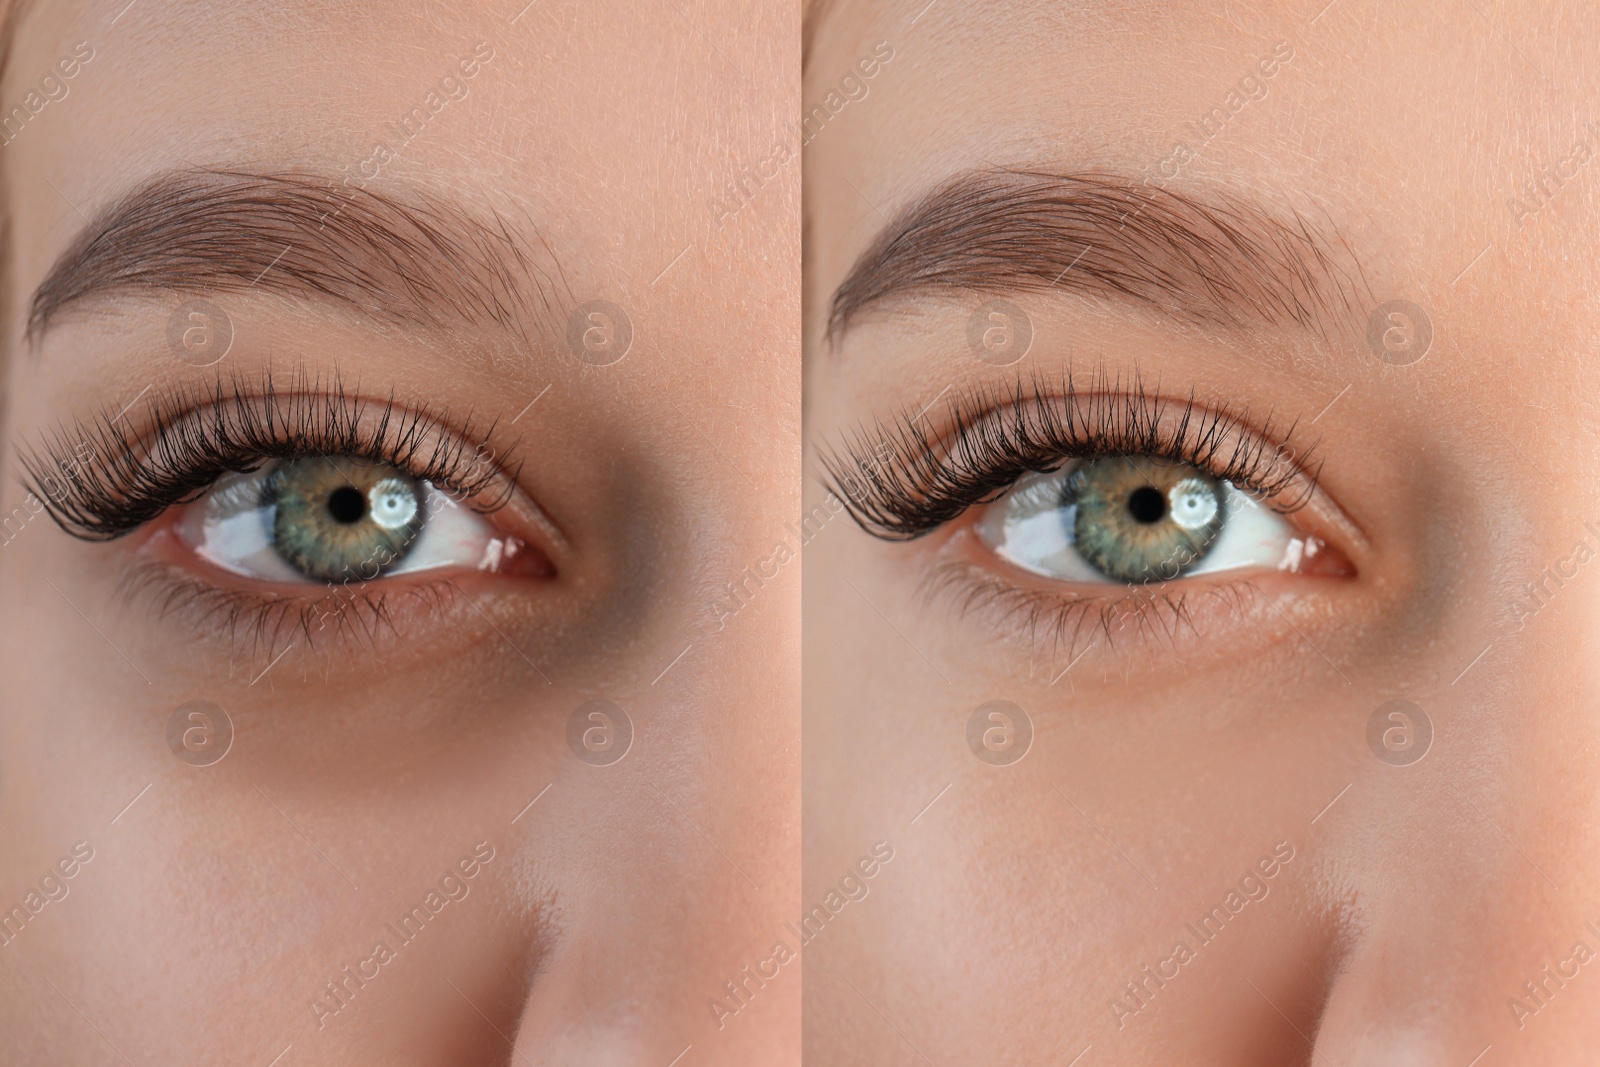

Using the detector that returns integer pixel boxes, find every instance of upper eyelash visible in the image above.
[822,372,1319,541]
[21,370,519,542]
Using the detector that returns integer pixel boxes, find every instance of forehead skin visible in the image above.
[3,0,790,325]
[807,0,1600,393]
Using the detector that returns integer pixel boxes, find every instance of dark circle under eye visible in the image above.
[266,457,425,582]
[1066,457,1225,582]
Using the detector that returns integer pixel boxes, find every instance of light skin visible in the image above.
[0,2,797,1065]
[805,2,1600,1064]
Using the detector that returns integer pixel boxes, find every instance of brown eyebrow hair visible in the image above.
[27,168,571,344]
[827,168,1373,344]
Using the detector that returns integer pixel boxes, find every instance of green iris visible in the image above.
[267,458,425,581]
[1067,457,1225,582]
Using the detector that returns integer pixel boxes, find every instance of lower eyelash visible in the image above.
[823,371,1317,541]
[117,556,464,669]
[22,369,516,542]
[919,556,1262,670]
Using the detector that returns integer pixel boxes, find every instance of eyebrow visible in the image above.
[827,168,1373,343]
[27,168,570,343]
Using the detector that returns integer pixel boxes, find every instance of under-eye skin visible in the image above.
[20,371,556,649]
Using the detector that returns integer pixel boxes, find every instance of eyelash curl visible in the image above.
[22,370,519,542]
[821,373,1319,542]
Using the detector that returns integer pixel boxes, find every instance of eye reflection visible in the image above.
[976,457,1300,584]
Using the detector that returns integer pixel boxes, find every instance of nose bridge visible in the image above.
[1311,634,1600,1064]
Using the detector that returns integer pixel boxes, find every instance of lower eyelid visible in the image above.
[914,536,1341,673]
[110,550,557,678]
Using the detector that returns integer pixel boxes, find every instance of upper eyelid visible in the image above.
[22,375,527,543]
[824,376,1322,541]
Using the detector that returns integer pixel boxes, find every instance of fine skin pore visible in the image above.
[0,2,798,1065]
[805,2,1600,1065]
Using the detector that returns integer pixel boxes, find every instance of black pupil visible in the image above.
[326,486,367,524]
[1126,486,1167,524]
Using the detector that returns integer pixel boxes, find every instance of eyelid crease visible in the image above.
[821,372,1321,542]
[20,369,528,544]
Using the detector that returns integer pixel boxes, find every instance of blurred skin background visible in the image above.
[0,1,798,1064]
[803,1,1600,1064]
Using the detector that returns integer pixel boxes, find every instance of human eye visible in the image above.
[175,457,539,584]
[976,457,1326,584]
[824,375,1355,649]
[978,457,1273,584]
[23,372,555,655]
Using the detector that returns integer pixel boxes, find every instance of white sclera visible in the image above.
[975,466,1294,584]
[174,463,500,583]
